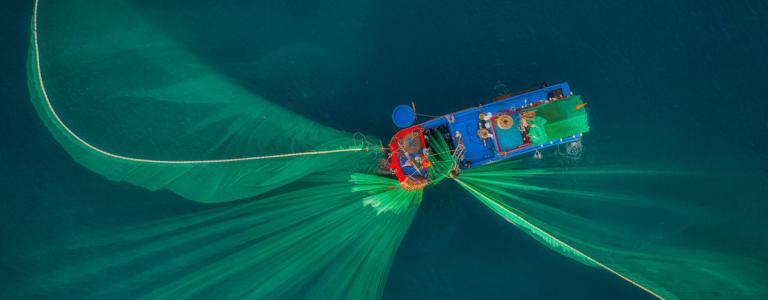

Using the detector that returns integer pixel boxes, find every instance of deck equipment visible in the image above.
[387,82,589,190]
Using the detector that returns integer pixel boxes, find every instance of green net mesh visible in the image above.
[425,131,458,185]
[29,0,380,203]
[23,1,423,298]
[12,173,422,299]
[351,173,424,215]
[455,157,768,299]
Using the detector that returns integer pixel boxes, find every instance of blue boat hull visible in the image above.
[412,82,583,170]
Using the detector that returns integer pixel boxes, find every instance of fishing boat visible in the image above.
[387,82,590,190]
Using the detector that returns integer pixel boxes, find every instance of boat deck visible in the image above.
[441,83,580,168]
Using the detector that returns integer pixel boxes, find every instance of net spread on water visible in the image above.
[454,157,768,299]
[14,173,422,299]
[25,1,417,299]
[29,0,381,204]
[23,0,768,299]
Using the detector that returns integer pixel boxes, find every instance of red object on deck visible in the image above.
[388,125,426,182]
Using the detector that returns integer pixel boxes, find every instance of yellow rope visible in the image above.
[452,177,664,300]
[32,0,367,165]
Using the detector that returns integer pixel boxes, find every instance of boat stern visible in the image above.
[387,126,433,190]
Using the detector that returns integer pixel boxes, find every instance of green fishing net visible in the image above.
[425,131,458,184]
[455,157,768,299]
[25,0,768,299]
[29,0,379,204]
[25,0,421,298]
[13,173,422,299]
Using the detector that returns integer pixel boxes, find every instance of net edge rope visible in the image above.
[31,0,368,165]
[452,177,665,300]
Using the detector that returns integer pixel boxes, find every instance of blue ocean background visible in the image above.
[2,0,767,299]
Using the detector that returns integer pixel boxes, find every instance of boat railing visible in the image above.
[452,143,465,162]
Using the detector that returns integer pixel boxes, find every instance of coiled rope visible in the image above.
[32,0,369,165]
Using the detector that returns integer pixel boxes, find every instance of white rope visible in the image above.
[32,0,367,165]
[452,177,664,300]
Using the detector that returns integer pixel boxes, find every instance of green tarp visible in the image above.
[524,95,590,144]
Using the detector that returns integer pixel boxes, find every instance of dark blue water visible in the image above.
[3,0,767,299]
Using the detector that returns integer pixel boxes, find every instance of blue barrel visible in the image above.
[392,105,416,128]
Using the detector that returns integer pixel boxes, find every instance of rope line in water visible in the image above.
[451,177,664,300]
[32,0,367,165]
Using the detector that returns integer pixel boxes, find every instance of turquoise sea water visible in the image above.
[3,0,767,299]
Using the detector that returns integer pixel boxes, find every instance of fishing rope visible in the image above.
[32,0,369,165]
[451,177,664,300]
